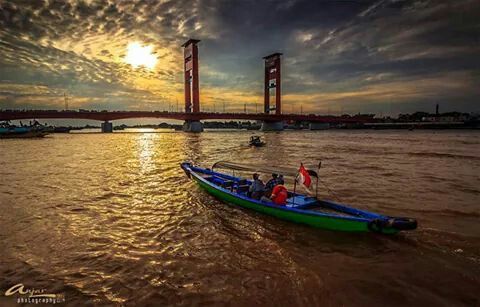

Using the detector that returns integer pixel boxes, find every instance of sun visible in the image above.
[125,42,157,70]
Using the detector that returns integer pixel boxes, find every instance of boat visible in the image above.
[0,121,49,139]
[53,126,72,133]
[180,162,417,234]
[249,136,266,147]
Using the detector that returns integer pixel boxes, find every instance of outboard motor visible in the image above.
[390,217,417,231]
[368,217,417,233]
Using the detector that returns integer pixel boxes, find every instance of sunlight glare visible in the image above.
[125,42,157,69]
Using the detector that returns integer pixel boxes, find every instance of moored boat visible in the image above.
[181,162,417,234]
[0,121,49,139]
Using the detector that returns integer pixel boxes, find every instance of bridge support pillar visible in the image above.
[260,121,284,131]
[101,121,113,133]
[182,120,204,133]
[309,122,330,130]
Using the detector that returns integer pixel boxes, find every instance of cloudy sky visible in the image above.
[0,0,479,115]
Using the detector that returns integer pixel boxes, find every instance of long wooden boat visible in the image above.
[0,125,49,139]
[181,162,417,234]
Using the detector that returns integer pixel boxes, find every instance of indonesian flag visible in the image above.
[296,163,312,192]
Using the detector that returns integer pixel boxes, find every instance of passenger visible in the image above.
[249,173,265,200]
[270,184,288,205]
[264,173,279,197]
[277,174,284,185]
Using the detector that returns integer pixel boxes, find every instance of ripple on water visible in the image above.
[1,130,479,306]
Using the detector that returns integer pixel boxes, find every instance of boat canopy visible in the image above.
[212,161,299,178]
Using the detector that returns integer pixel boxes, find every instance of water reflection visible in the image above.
[183,133,203,163]
[137,132,157,174]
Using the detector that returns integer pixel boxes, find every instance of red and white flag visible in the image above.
[296,163,312,192]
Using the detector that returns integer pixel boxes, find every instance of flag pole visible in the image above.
[315,161,322,199]
[292,162,303,206]
[293,172,297,206]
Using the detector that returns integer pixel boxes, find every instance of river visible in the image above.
[0,130,479,306]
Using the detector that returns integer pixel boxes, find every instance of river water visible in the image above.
[0,130,479,306]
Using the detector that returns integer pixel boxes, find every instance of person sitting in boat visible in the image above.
[277,174,284,185]
[270,184,288,205]
[264,173,279,197]
[249,173,265,200]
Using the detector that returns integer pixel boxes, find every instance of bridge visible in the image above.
[0,109,375,124]
[0,39,375,132]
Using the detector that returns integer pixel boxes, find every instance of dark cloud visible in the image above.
[0,0,478,114]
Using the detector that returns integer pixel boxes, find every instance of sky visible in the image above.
[0,0,479,116]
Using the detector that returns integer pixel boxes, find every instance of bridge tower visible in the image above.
[264,53,282,114]
[182,39,203,132]
[261,53,284,131]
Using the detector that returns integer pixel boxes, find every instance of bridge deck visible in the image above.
[0,110,376,123]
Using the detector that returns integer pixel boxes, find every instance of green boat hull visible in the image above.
[192,173,398,234]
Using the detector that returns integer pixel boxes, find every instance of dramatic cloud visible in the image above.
[0,0,479,114]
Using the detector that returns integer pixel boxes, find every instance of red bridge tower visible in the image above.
[263,53,282,115]
[182,39,201,113]
[181,39,203,132]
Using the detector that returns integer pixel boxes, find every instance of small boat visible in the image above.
[0,121,49,139]
[181,162,417,234]
[249,136,265,147]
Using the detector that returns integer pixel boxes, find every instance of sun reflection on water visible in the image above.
[137,132,157,174]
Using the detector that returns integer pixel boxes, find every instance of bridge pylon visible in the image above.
[261,53,284,131]
[101,121,113,133]
[182,39,203,132]
[263,53,282,114]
